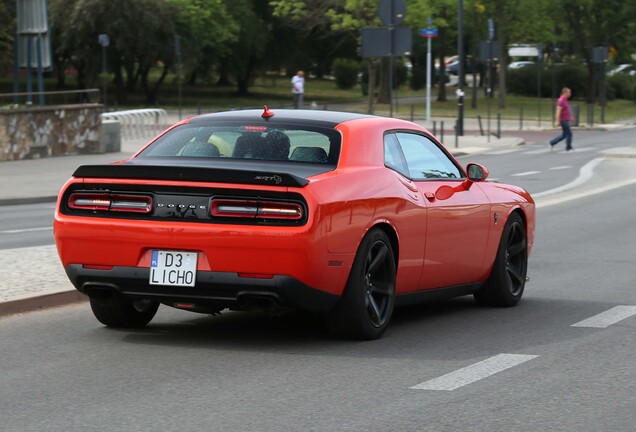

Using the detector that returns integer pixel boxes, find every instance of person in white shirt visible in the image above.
[291,70,305,109]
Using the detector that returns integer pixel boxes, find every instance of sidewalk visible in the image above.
[0,110,627,318]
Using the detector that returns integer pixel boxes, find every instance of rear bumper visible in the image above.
[65,265,339,313]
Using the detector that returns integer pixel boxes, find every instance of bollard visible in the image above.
[601,105,605,124]
[433,121,437,136]
[497,113,501,138]
[477,115,484,136]
[441,121,445,144]
[410,104,414,122]
[519,106,524,130]
[455,120,459,148]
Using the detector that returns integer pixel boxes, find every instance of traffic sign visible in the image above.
[420,28,438,38]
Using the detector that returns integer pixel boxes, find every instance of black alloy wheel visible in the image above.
[326,228,396,340]
[363,239,395,328]
[474,212,528,307]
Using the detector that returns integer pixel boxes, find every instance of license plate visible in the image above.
[149,250,198,287]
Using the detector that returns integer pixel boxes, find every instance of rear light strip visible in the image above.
[69,192,152,214]
[211,199,303,220]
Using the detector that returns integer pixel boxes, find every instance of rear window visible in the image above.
[137,123,340,165]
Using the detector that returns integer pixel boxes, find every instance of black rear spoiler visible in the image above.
[72,164,310,187]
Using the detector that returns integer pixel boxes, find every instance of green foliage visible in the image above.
[393,58,409,89]
[606,73,636,101]
[0,0,14,75]
[333,58,360,90]
[507,63,589,100]
[410,63,425,91]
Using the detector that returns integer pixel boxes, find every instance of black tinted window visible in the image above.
[138,123,339,164]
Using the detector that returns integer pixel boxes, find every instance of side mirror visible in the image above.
[467,163,489,181]
[462,163,489,190]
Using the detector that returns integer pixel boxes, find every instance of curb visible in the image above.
[0,196,57,207]
[0,290,87,318]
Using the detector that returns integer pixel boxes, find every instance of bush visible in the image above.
[607,73,636,100]
[333,58,360,90]
[410,63,425,90]
[507,62,589,99]
[392,58,408,89]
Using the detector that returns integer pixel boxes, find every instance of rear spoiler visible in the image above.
[72,164,310,187]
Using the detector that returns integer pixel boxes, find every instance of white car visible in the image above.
[508,61,535,70]
[608,64,636,76]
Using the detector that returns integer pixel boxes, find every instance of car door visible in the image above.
[393,132,491,289]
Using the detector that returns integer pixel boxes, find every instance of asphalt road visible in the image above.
[1,128,635,431]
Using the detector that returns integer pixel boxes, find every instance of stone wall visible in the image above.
[0,104,102,161]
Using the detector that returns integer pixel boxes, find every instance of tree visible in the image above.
[170,0,238,86]
[219,0,269,95]
[0,0,15,76]
[553,0,636,103]
[50,0,179,103]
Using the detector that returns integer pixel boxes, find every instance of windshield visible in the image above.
[137,122,340,165]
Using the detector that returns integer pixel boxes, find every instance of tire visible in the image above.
[474,212,528,307]
[89,297,159,328]
[326,228,396,340]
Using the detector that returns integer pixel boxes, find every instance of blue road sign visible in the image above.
[420,28,438,38]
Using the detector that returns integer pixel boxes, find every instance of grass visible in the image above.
[3,72,635,124]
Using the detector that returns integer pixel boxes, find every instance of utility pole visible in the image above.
[98,34,109,108]
[456,0,464,138]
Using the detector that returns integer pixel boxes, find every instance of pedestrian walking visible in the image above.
[549,87,574,151]
[291,70,305,109]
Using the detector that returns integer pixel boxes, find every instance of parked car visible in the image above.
[54,108,535,340]
[446,56,475,75]
[608,63,636,76]
[508,61,535,70]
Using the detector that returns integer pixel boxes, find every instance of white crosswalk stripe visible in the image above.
[410,354,539,391]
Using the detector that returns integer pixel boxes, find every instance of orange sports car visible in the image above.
[54,108,535,340]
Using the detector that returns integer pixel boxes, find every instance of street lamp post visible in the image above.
[98,34,110,108]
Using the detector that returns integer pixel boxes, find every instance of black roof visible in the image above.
[188,109,376,129]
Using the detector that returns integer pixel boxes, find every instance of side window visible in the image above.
[395,132,463,180]
[384,133,409,177]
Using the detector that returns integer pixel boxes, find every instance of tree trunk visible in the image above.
[367,61,376,114]
[145,63,169,105]
[496,0,507,109]
[377,58,390,104]
[216,60,233,86]
[437,31,447,102]
[236,56,255,96]
[113,65,127,104]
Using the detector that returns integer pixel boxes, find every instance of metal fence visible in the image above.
[100,108,169,140]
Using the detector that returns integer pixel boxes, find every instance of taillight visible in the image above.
[68,192,152,214]
[109,195,152,213]
[69,193,111,211]
[211,199,303,220]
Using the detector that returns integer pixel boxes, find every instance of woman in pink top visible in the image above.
[549,87,574,151]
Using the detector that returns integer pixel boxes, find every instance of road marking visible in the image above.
[549,165,572,170]
[410,353,539,391]
[533,158,604,199]
[512,171,541,177]
[571,306,636,328]
[0,227,52,234]
[491,149,523,155]
[523,149,551,155]
[556,147,595,154]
